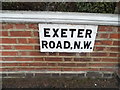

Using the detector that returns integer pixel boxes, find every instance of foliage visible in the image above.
[76,2,116,13]
[2,2,116,13]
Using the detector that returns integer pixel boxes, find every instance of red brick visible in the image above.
[2,63,18,66]
[34,46,40,50]
[15,46,33,50]
[118,27,120,32]
[2,51,18,56]
[28,38,39,44]
[101,58,118,62]
[75,53,87,56]
[64,58,72,61]
[98,26,106,32]
[1,25,119,74]
[98,26,114,32]
[1,68,8,71]
[89,63,117,67]
[45,58,62,61]
[19,51,28,56]
[0,57,2,61]
[18,63,29,66]
[92,58,101,62]
[0,68,2,71]
[47,63,56,66]
[15,24,26,29]
[95,47,105,51]
[0,23,3,29]
[59,53,76,56]
[62,68,73,71]
[95,40,113,45]
[0,51,1,54]
[2,45,12,49]
[29,63,47,66]
[118,54,120,57]
[34,68,46,71]
[110,34,119,39]
[79,53,87,56]
[3,57,15,61]
[74,58,91,62]
[88,68,100,71]
[29,51,44,56]
[101,40,113,45]
[113,41,120,45]
[10,31,31,37]
[100,68,115,72]
[0,38,2,43]
[76,63,87,67]
[0,39,2,44]
[2,24,14,29]
[18,38,28,44]
[105,26,115,31]
[47,68,61,71]
[99,33,109,38]
[90,53,108,56]
[34,32,39,37]
[0,31,8,36]
[0,45,2,50]
[75,68,99,72]
[28,24,38,29]
[34,58,44,61]
[2,38,17,43]
[15,57,33,61]
[109,53,118,57]
[109,47,119,52]
[95,41,101,45]
[112,26,119,32]
[48,52,57,56]
[17,68,35,71]
[58,63,76,67]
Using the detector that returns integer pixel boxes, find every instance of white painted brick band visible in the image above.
[0,10,119,26]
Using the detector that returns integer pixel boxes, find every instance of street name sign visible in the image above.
[39,24,98,52]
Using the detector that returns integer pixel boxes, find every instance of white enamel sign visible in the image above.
[39,24,98,52]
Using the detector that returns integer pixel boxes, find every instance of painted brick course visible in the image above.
[1,23,120,78]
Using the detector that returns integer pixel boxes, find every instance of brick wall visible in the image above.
[1,23,119,78]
